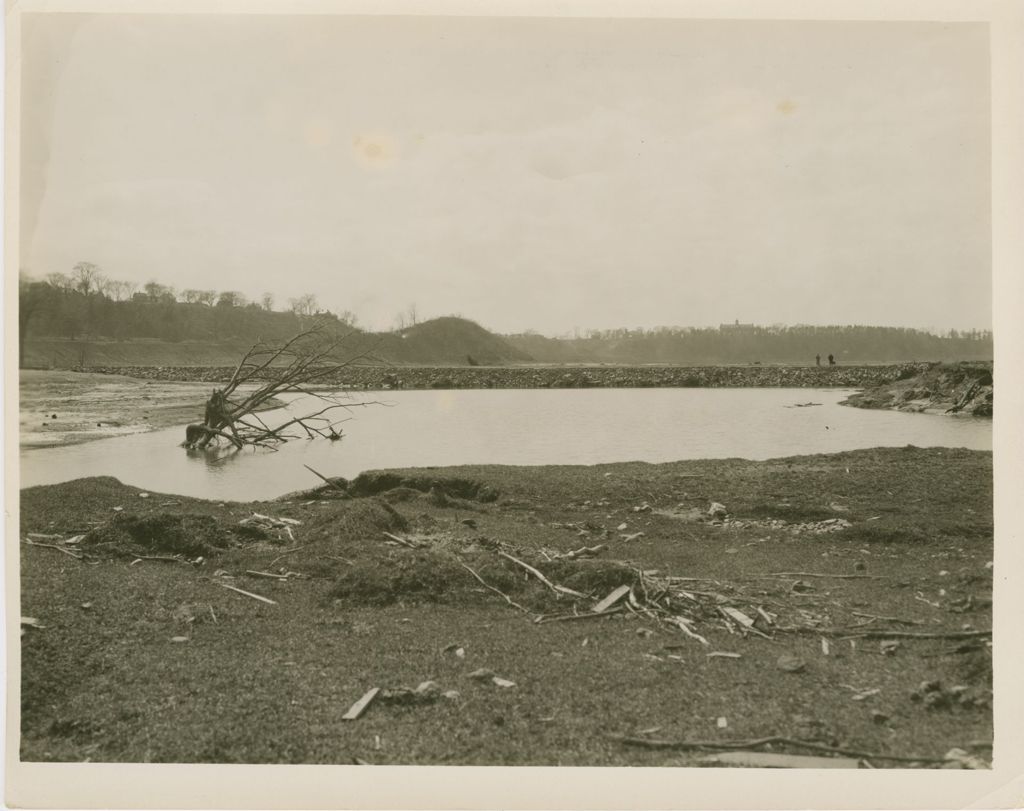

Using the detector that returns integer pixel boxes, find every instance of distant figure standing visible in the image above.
[815,354,821,367]
[828,353,836,366]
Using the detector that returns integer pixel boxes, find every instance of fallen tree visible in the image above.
[183,323,382,451]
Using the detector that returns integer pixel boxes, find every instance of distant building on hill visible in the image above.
[719,319,756,331]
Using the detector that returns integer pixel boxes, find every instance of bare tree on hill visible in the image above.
[183,322,382,452]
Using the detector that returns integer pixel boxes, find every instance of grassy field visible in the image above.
[17,447,992,766]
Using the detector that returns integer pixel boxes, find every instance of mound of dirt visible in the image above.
[298,499,409,549]
[329,549,474,606]
[81,513,232,558]
[327,537,641,608]
[348,471,500,503]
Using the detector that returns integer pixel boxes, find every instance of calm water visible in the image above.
[20,388,991,501]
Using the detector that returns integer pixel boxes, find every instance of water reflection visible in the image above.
[21,388,991,501]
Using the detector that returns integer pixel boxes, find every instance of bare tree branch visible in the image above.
[184,322,383,451]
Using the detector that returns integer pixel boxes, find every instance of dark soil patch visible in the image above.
[349,471,500,503]
[843,524,931,545]
[81,513,231,558]
[742,503,840,523]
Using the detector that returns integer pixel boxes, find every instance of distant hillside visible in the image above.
[21,317,532,369]
[504,325,992,365]
[373,317,533,366]
[20,277,991,368]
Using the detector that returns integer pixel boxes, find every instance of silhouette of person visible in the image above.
[815,354,821,367]
[828,354,836,366]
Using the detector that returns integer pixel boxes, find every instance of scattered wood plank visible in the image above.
[666,616,709,646]
[245,570,290,580]
[245,512,302,527]
[719,606,772,640]
[534,606,624,624]
[382,531,421,549]
[342,688,381,721]
[555,544,606,560]
[22,539,84,560]
[496,550,560,594]
[608,734,950,763]
[219,583,278,605]
[851,611,925,626]
[592,585,631,614]
[720,607,754,628]
[267,544,312,568]
[131,554,183,563]
[765,572,885,580]
[841,629,992,641]
[776,626,990,640]
[303,464,348,492]
[453,557,530,614]
[698,751,860,769]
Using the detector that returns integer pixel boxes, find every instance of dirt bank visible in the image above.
[841,363,993,417]
[19,371,282,449]
[19,448,992,766]
[82,363,925,391]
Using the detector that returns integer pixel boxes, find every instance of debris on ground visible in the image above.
[697,751,859,769]
[942,748,989,769]
[218,583,277,605]
[910,681,990,710]
[777,655,806,673]
[880,639,901,656]
[592,585,631,613]
[342,687,381,720]
[239,512,301,542]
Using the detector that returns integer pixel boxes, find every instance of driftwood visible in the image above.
[534,606,625,624]
[303,464,348,492]
[776,626,991,640]
[219,583,277,605]
[496,550,562,595]
[22,539,85,560]
[453,557,531,614]
[608,734,951,764]
[186,323,383,451]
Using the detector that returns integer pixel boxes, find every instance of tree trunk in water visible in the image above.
[196,389,230,449]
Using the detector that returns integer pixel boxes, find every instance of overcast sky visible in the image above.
[20,15,991,334]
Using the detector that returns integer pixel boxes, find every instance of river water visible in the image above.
[19,388,991,501]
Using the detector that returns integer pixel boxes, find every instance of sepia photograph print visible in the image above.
[6,1,1024,808]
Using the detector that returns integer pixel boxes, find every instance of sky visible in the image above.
[19,15,991,334]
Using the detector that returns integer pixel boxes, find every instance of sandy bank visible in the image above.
[19,370,281,450]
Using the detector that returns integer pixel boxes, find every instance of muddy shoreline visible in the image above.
[80,362,925,391]
[19,370,283,450]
